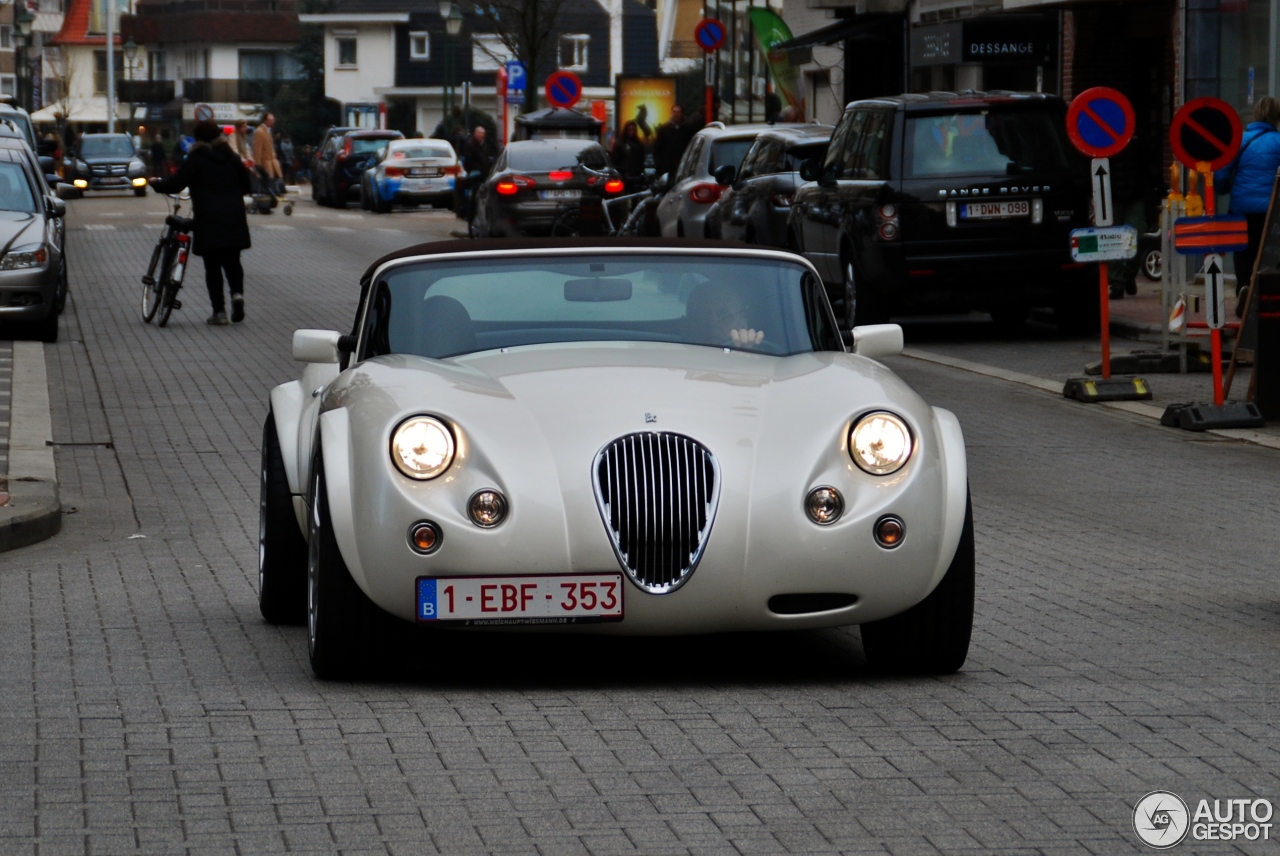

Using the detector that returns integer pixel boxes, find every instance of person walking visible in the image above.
[253,113,283,194]
[461,125,495,222]
[149,121,252,326]
[611,121,647,193]
[231,119,253,164]
[1216,96,1280,302]
[653,104,689,180]
[149,134,167,178]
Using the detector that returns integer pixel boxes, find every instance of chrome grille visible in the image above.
[592,432,720,594]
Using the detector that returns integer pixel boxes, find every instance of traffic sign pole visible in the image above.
[705,54,715,126]
[1204,254,1226,406]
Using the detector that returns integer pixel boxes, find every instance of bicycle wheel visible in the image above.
[550,207,581,237]
[155,245,178,328]
[141,241,165,322]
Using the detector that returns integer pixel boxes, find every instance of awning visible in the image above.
[773,16,897,51]
[32,101,110,124]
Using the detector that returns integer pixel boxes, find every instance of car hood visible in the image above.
[0,211,43,254]
[328,341,935,488]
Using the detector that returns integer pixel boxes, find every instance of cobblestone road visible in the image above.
[1,193,1278,855]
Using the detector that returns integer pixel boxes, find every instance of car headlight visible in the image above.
[390,416,455,480]
[0,243,48,271]
[849,411,913,476]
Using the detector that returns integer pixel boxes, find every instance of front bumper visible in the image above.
[0,265,57,321]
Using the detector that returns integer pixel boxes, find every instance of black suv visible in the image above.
[67,133,148,196]
[788,92,1092,329]
[312,128,404,207]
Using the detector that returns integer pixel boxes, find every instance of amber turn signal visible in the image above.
[408,520,442,554]
[874,515,905,549]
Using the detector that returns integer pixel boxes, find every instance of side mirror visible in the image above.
[653,172,670,195]
[38,156,56,174]
[45,173,60,189]
[798,157,820,182]
[55,183,83,200]
[852,324,903,359]
[713,164,736,186]
[46,197,66,218]
[376,146,388,160]
[292,329,342,364]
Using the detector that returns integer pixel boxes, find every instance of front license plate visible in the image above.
[416,573,624,625]
[538,189,581,200]
[961,200,1029,219]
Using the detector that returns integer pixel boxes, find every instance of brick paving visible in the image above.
[0,195,1278,854]
[0,340,10,488]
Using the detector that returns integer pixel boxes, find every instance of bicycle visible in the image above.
[141,190,193,327]
[550,170,661,238]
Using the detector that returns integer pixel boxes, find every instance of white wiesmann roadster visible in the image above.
[260,240,973,679]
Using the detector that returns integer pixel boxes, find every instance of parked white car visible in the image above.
[657,122,802,239]
[259,240,974,679]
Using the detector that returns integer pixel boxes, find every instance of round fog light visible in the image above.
[408,520,442,554]
[805,486,843,525]
[874,515,905,549]
[468,489,507,527]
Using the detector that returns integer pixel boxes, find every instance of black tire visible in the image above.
[134,186,146,197]
[550,207,581,237]
[989,305,1030,330]
[373,192,390,214]
[843,254,889,327]
[259,411,309,624]
[860,491,975,674]
[307,456,375,679]
[37,306,59,343]
[1054,278,1101,335]
[155,245,178,328]
[55,262,68,315]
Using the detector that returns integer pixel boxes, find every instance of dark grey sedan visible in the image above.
[0,135,67,341]
[705,125,831,247]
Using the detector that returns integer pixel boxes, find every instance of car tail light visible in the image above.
[604,179,625,194]
[689,183,722,204]
[443,165,462,175]
[384,166,404,177]
[769,193,794,207]
[875,202,900,241]
[341,138,352,158]
[586,175,599,185]
[548,170,573,182]
[496,181,518,195]
[496,175,535,196]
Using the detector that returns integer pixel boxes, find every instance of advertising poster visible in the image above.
[614,76,677,147]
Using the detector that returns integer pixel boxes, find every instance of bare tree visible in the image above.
[46,48,80,132]
[474,0,573,112]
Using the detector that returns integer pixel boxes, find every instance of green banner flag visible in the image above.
[748,8,804,120]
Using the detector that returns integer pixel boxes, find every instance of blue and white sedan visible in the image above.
[360,139,459,213]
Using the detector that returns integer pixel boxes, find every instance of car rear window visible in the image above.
[904,109,1072,178]
[509,145,609,172]
[390,144,455,160]
[361,254,840,359]
[710,138,755,173]
[349,136,400,155]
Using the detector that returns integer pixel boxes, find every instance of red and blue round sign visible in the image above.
[693,18,726,53]
[1066,87,1135,159]
[1169,97,1243,172]
[544,70,583,109]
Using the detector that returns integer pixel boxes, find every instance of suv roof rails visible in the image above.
[705,121,726,130]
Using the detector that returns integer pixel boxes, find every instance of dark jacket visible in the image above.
[152,139,252,256]
[611,137,646,180]
[1216,121,1280,214]
[462,138,495,177]
[653,120,690,179]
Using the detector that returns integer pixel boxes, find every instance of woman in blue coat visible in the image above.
[1216,97,1280,295]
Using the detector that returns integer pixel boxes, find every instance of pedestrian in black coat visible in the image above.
[150,120,252,325]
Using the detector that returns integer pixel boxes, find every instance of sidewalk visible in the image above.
[0,340,60,552]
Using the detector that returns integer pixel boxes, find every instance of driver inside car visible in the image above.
[685,280,767,349]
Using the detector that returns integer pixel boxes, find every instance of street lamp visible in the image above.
[13,9,34,113]
[439,1,462,128]
[123,37,137,118]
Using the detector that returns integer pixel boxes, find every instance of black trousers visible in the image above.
[202,248,244,313]
[1233,212,1268,296]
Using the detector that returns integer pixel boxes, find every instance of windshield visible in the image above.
[710,138,756,173]
[361,254,839,360]
[905,109,1073,178]
[80,136,135,158]
[390,144,455,160]
[509,144,608,172]
[0,162,37,213]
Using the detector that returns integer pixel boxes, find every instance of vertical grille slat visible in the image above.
[593,432,720,595]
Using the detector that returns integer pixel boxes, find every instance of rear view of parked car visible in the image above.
[66,134,148,196]
[788,93,1091,329]
[657,122,801,239]
[313,129,404,207]
[705,124,831,246]
[361,138,460,213]
[471,139,623,237]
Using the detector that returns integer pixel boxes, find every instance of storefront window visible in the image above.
[1219,0,1273,123]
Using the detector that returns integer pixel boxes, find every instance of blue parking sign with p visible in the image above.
[506,61,527,92]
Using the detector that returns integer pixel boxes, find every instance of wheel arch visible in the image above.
[927,406,970,595]
[269,382,305,495]
[317,408,372,594]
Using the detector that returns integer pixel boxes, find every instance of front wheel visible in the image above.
[1142,246,1162,281]
[133,186,147,198]
[860,490,975,674]
[259,410,308,624]
[155,245,179,328]
[307,456,376,679]
[843,256,888,327]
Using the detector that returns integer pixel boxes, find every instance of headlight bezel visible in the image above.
[0,243,48,271]
[848,410,914,476]
[389,415,456,481]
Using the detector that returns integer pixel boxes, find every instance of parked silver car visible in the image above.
[657,122,802,239]
[0,132,68,342]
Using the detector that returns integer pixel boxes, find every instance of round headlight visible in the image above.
[390,416,455,480]
[468,489,507,527]
[849,411,913,476]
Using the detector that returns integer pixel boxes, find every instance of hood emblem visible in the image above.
[645,412,657,423]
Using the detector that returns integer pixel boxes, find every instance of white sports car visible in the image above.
[260,240,973,679]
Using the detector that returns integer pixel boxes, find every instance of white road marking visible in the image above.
[85,224,117,231]
[262,224,295,230]
[321,226,352,232]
